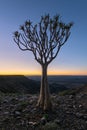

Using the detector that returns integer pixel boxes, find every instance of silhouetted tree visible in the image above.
[13,14,73,110]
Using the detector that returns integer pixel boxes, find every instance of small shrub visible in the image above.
[59,89,76,96]
[43,122,58,130]
[20,100,29,107]
[43,114,49,120]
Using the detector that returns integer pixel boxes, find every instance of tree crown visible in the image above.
[14,14,73,65]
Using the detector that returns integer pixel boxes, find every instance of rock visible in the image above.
[31,107,37,113]
[4,111,9,115]
[73,105,76,109]
[69,95,74,99]
[83,115,87,119]
[15,111,21,116]
[40,117,47,125]
[67,104,73,108]
[3,99,9,103]
[54,119,61,124]
[66,111,73,114]
[78,104,83,108]
[28,121,39,128]
[76,112,83,118]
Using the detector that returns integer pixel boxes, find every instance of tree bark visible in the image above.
[37,64,52,110]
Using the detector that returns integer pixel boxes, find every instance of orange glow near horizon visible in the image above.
[48,70,87,76]
[0,69,87,76]
[0,70,41,76]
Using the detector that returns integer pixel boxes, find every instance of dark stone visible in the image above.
[40,117,47,125]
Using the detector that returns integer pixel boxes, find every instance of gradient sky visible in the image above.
[0,0,87,75]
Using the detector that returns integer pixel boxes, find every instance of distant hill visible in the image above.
[0,75,39,94]
[0,75,67,94]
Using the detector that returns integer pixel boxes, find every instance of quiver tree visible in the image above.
[13,14,73,110]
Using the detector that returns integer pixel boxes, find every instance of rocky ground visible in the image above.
[0,86,87,130]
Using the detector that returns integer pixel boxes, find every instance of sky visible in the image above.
[0,0,87,75]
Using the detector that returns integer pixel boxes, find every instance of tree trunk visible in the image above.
[37,64,52,110]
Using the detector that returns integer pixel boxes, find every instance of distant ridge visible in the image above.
[0,75,67,94]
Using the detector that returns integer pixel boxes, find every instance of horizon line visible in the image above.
[0,74,87,76]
